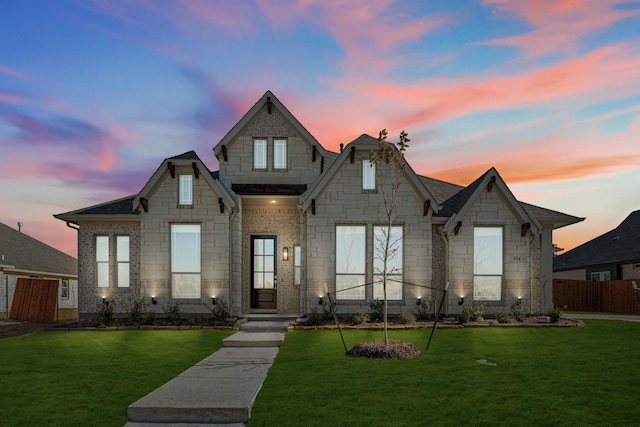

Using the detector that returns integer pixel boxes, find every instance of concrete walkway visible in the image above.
[125,317,293,427]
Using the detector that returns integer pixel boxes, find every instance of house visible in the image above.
[54,91,584,320]
[0,222,78,321]
[553,210,640,280]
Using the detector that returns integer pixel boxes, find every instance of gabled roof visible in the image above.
[0,222,77,277]
[54,195,139,222]
[300,134,438,213]
[442,168,542,236]
[213,90,330,160]
[554,210,640,271]
[133,150,235,212]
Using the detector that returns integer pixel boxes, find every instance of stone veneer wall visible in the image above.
[304,150,432,315]
[241,206,301,314]
[138,164,230,315]
[446,189,538,314]
[77,221,140,318]
[218,105,323,187]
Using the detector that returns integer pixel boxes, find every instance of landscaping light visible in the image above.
[211,297,217,305]
[102,297,106,303]
[318,296,323,305]
[151,296,157,305]
[416,297,422,306]
[458,297,464,305]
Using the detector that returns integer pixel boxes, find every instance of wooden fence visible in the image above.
[553,279,640,315]
[9,278,59,323]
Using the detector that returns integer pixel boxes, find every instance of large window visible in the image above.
[373,226,403,300]
[293,245,301,285]
[96,236,109,288]
[273,138,287,170]
[591,271,611,281]
[171,224,201,299]
[362,160,376,190]
[474,227,503,301]
[179,175,193,205]
[253,139,267,169]
[117,236,130,288]
[336,226,366,300]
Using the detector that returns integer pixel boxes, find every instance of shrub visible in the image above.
[353,312,370,324]
[495,312,512,324]
[368,299,384,322]
[91,300,114,326]
[416,298,433,321]
[308,309,321,325]
[510,298,526,322]
[208,296,231,321]
[143,310,155,325]
[128,298,148,324]
[470,301,485,321]
[548,305,563,323]
[398,312,416,324]
[163,301,182,324]
[459,305,472,323]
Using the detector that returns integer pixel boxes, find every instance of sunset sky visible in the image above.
[1,0,639,258]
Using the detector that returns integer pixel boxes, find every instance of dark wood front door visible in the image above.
[251,236,277,309]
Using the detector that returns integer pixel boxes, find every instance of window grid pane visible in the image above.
[274,139,287,169]
[362,160,376,190]
[294,245,301,285]
[96,236,109,288]
[171,224,201,298]
[336,226,366,300]
[254,139,267,169]
[179,175,193,205]
[473,227,503,301]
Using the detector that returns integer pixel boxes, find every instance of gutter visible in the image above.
[437,226,449,316]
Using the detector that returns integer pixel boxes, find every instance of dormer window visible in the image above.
[362,160,376,190]
[273,138,287,170]
[254,139,267,170]
[179,175,193,206]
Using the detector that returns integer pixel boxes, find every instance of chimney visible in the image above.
[340,143,344,153]
[17,222,23,232]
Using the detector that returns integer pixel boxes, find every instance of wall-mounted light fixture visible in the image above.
[283,247,289,261]
[416,297,422,306]
[458,297,464,306]
[318,296,323,305]
[151,296,157,305]
[211,297,217,305]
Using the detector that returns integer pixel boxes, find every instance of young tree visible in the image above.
[369,129,409,345]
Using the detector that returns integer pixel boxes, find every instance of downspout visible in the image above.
[5,275,8,319]
[64,221,79,320]
[529,233,535,315]
[438,226,449,316]
[228,206,238,317]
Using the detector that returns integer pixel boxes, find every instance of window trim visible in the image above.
[473,226,504,301]
[253,138,268,170]
[96,235,109,288]
[171,224,202,299]
[178,174,193,206]
[335,225,366,300]
[273,138,288,170]
[116,235,130,288]
[60,279,69,299]
[362,160,376,191]
[293,245,301,285]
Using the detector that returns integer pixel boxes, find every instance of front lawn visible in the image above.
[250,320,639,426]
[0,329,233,426]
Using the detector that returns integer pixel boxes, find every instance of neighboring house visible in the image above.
[0,222,78,320]
[553,210,640,280]
[54,91,584,320]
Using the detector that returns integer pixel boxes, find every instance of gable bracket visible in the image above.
[487,176,496,192]
[350,146,355,164]
[192,162,200,179]
[311,199,316,215]
[221,145,228,161]
[521,222,531,237]
[218,197,224,214]
[267,96,272,114]
[320,157,324,173]
[454,221,462,235]
[312,145,317,162]
[423,200,431,216]
[140,197,149,213]
[168,162,175,179]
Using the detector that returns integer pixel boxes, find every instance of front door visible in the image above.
[251,236,277,309]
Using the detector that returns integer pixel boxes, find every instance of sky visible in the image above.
[1,0,639,258]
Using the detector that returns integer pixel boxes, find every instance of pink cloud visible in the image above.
[0,65,27,79]
[480,0,640,57]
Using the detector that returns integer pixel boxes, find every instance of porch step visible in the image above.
[239,320,290,333]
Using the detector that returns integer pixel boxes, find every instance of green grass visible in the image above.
[0,329,233,427]
[250,320,639,427]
